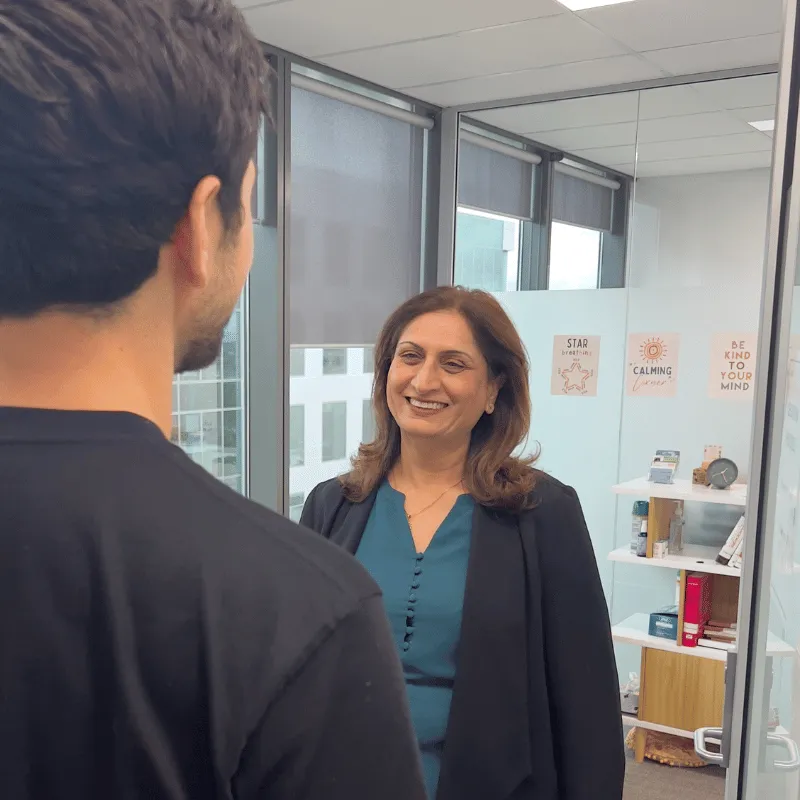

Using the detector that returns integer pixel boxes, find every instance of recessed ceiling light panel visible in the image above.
[556,0,635,10]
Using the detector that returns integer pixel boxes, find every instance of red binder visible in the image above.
[682,573,712,647]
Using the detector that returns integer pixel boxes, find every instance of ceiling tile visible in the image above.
[635,151,773,177]
[729,104,777,124]
[689,73,779,110]
[243,0,563,58]
[526,121,637,150]
[321,15,627,89]
[637,112,753,143]
[641,33,781,76]
[571,144,638,169]
[577,0,783,53]
[637,84,716,119]
[637,131,772,162]
[407,55,663,106]
[471,91,640,134]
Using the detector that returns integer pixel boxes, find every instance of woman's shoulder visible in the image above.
[305,476,347,511]
[527,470,579,506]
[514,470,584,533]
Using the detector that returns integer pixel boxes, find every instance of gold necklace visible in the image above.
[405,480,463,521]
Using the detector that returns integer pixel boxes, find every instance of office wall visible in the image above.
[498,289,628,596]
[501,167,771,681]
[629,169,770,290]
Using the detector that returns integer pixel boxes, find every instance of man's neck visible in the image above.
[0,311,174,435]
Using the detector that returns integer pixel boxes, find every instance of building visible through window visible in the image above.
[455,208,520,292]
[289,492,305,522]
[322,348,348,375]
[362,397,375,443]
[322,401,347,461]
[290,347,305,376]
[289,405,305,467]
[362,346,375,374]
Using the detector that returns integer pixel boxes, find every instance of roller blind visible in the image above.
[552,170,615,232]
[458,139,533,220]
[289,87,424,346]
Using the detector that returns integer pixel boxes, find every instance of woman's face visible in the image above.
[386,310,500,444]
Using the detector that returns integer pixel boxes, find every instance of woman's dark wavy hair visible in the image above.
[341,286,538,512]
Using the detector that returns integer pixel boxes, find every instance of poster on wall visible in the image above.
[551,335,600,397]
[708,333,757,400]
[625,333,680,397]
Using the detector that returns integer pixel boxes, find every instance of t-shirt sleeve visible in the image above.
[233,595,427,800]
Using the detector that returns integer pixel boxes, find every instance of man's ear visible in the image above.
[171,175,222,289]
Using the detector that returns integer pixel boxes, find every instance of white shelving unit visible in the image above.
[609,544,741,577]
[612,477,747,507]
[612,613,794,661]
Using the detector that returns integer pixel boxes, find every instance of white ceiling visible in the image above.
[470,73,778,177]
[239,0,784,107]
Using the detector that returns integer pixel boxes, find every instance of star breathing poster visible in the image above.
[551,335,600,397]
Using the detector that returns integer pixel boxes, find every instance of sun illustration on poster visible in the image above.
[640,337,668,363]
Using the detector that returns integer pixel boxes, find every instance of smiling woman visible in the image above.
[301,286,624,800]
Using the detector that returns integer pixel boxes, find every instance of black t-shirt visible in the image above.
[0,408,425,800]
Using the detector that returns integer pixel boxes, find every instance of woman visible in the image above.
[301,286,624,800]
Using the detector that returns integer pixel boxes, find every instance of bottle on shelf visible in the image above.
[668,503,684,554]
[631,500,649,556]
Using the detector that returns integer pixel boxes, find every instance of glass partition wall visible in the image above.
[454,71,780,798]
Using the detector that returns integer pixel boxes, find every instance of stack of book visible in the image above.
[698,620,737,652]
[716,515,745,570]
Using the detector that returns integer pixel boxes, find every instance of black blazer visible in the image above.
[300,472,624,800]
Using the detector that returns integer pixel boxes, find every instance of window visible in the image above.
[363,346,374,374]
[548,222,602,290]
[455,208,520,291]
[171,302,246,493]
[322,402,347,462]
[290,405,305,467]
[290,348,305,377]
[289,492,305,523]
[362,398,375,443]
[288,78,425,513]
[322,348,348,375]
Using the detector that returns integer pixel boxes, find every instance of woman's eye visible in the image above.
[444,361,464,370]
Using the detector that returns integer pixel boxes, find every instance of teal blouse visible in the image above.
[356,481,474,800]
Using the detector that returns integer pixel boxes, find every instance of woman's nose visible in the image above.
[410,360,439,393]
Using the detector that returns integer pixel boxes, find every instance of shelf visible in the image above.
[612,614,794,661]
[621,714,788,743]
[621,713,698,740]
[608,545,742,577]
[612,477,747,507]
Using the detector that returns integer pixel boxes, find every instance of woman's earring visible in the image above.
[487,402,495,414]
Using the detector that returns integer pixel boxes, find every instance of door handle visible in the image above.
[695,727,725,764]
[694,652,736,768]
[766,732,800,771]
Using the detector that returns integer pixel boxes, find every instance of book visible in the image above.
[682,572,712,647]
[717,516,745,565]
[698,638,734,651]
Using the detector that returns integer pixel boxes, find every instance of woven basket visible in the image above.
[625,728,710,768]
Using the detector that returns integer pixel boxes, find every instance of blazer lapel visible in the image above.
[436,505,532,800]
[325,488,377,555]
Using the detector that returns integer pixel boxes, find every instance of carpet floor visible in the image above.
[623,750,726,800]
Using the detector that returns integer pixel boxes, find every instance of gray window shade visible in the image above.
[290,88,424,347]
[458,140,533,220]
[552,171,614,232]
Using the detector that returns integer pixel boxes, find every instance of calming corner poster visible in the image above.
[625,333,681,397]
